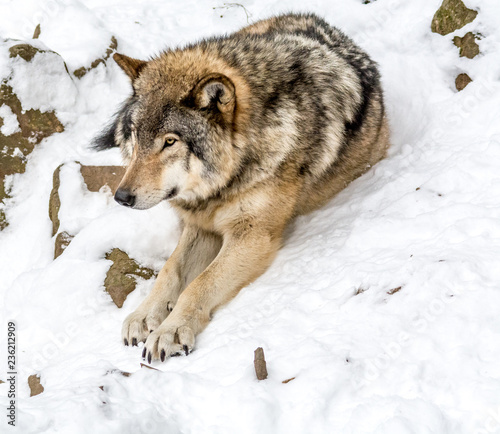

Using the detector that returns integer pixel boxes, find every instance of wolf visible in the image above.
[94,13,390,363]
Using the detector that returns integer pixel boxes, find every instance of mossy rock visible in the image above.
[104,248,155,308]
[1,82,64,230]
[9,44,46,62]
[453,32,480,58]
[431,0,477,36]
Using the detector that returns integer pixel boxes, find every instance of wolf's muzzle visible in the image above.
[115,188,136,207]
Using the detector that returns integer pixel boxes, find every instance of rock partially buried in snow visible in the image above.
[1,83,64,230]
[28,375,44,397]
[54,231,74,259]
[453,32,480,59]
[104,249,155,308]
[80,165,125,193]
[431,0,478,35]
[9,44,45,62]
[49,163,125,256]
[455,73,473,91]
[48,164,63,237]
[73,36,118,78]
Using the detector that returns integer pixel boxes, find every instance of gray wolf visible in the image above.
[94,13,390,363]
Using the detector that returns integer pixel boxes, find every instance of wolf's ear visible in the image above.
[192,73,236,114]
[113,53,147,81]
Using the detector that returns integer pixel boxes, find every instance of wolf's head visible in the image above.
[94,52,246,210]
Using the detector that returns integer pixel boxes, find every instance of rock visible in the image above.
[254,347,268,380]
[49,163,124,242]
[9,44,45,62]
[455,73,472,91]
[104,249,155,308]
[28,374,44,397]
[453,32,480,58]
[54,231,74,259]
[48,164,63,237]
[387,286,402,295]
[73,36,118,78]
[431,0,477,36]
[80,165,125,193]
[0,210,6,231]
[33,24,41,39]
[1,83,64,230]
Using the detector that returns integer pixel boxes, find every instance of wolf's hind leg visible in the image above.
[122,226,222,346]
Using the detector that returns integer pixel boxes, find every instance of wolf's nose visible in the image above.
[114,188,136,207]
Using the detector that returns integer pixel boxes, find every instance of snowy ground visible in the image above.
[1,0,500,432]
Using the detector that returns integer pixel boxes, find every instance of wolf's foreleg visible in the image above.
[122,226,222,346]
[143,227,282,362]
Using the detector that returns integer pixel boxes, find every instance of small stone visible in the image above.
[387,286,402,295]
[254,347,268,380]
[54,231,74,259]
[455,73,472,91]
[33,24,41,39]
[104,248,155,308]
[431,0,478,36]
[453,32,480,59]
[28,374,44,397]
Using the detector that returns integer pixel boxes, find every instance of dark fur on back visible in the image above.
[93,12,390,215]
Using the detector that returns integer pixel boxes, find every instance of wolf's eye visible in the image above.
[163,137,177,149]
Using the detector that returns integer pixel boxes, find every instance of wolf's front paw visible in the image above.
[122,303,173,346]
[143,319,195,363]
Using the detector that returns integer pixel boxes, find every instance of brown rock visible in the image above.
[33,24,41,39]
[104,248,155,308]
[28,374,44,396]
[73,36,118,78]
[48,163,125,239]
[455,73,472,91]
[48,164,63,237]
[453,32,480,58]
[80,165,125,193]
[1,83,64,230]
[9,44,45,62]
[54,231,74,259]
[387,286,402,295]
[254,347,268,380]
[431,0,478,36]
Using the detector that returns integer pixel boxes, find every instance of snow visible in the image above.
[1,0,500,433]
[0,105,20,136]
